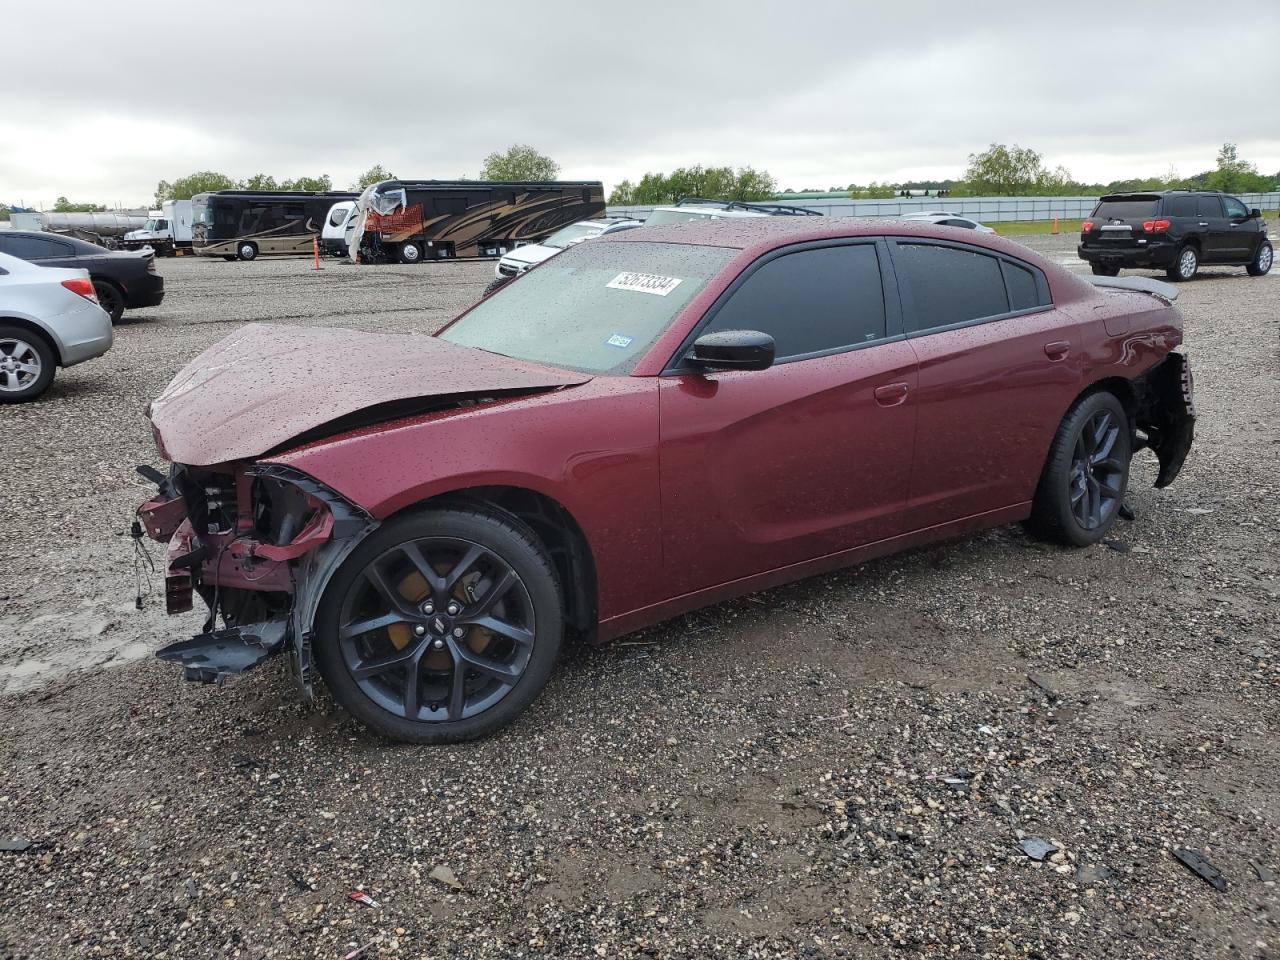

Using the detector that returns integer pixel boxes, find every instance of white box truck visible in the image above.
[120,199,194,256]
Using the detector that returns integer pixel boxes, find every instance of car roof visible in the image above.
[604,216,1016,251]
[4,230,101,252]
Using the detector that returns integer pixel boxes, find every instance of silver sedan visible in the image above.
[0,250,113,402]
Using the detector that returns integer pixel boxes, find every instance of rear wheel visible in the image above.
[398,240,424,264]
[1091,263,1120,277]
[92,280,125,323]
[1167,244,1198,281]
[0,326,56,403]
[1028,391,1131,546]
[313,507,563,743]
[237,242,258,261]
[1246,240,1273,276]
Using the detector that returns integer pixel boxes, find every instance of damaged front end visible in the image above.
[136,462,375,692]
[1131,351,1196,488]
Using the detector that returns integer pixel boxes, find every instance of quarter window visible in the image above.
[894,243,1009,332]
[1002,260,1043,312]
[1167,196,1197,217]
[700,244,886,359]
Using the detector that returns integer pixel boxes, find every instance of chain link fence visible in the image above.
[609,192,1280,223]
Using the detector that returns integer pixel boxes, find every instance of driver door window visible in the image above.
[697,244,886,359]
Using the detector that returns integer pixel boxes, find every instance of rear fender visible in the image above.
[1132,352,1195,488]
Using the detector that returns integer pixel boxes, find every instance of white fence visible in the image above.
[609,192,1280,223]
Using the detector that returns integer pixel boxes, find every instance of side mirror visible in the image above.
[1251,208,1263,219]
[687,330,775,372]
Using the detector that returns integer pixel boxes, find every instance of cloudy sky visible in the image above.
[4,0,1278,207]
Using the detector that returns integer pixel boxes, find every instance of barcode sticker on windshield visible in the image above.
[606,272,683,296]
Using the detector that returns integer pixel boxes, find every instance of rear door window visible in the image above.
[893,243,1010,333]
[1167,196,1197,218]
[699,244,886,360]
[1197,196,1224,218]
[0,235,74,260]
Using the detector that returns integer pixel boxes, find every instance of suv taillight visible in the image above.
[1081,220,1094,233]
[1143,219,1171,233]
[61,278,99,302]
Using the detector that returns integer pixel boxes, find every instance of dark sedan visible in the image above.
[136,217,1195,743]
[0,231,164,322]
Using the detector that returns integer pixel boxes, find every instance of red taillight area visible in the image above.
[61,277,98,302]
[1081,220,1094,233]
[1143,219,1171,233]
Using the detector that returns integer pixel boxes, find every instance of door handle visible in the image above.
[873,382,909,406]
[1198,222,1209,226]
[1044,340,1070,361]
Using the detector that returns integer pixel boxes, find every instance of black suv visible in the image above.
[0,231,165,322]
[1078,190,1272,281]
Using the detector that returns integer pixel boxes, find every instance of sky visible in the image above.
[4,0,1278,208]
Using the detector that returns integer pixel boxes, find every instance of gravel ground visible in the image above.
[1,238,1277,959]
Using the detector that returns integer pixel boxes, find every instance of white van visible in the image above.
[321,200,358,257]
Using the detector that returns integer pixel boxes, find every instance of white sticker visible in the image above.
[606,272,683,296]
[606,334,634,348]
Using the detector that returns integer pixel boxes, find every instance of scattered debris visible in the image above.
[1249,860,1275,884]
[1017,838,1059,861]
[1026,673,1059,700]
[429,865,463,891]
[1102,539,1132,553]
[1182,507,1214,515]
[941,769,974,791]
[1119,503,1136,521]
[344,937,380,960]
[185,878,199,899]
[1075,864,1115,884]
[976,724,996,736]
[348,890,379,908]
[0,837,33,853]
[1172,848,1227,891]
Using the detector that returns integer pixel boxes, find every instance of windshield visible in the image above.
[440,241,736,374]
[192,196,212,226]
[542,223,602,249]
[1093,199,1159,221]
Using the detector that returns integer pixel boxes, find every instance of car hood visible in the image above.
[147,323,590,466]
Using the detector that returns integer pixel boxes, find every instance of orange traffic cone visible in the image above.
[313,237,321,270]
[1052,217,1059,235]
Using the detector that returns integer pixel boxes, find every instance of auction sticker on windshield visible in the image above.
[606,272,683,296]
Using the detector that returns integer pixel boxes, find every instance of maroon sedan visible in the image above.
[137,218,1194,742]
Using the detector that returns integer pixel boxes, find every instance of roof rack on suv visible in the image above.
[674,197,824,217]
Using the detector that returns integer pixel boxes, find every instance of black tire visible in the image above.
[1245,240,1273,276]
[1028,391,1131,547]
[484,275,513,295]
[397,240,424,264]
[92,280,125,323]
[1090,264,1120,277]
[0,324,57,403]
[222,255,238,262]
[313,507,563,744]
[1166,244,1198,282]
[236,242,258,262]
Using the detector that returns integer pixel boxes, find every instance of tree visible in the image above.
[53,196,106,212]
[242,173,280,191]
[281,174,333,192]
[608,179,636,204]
[1205,142,1270,193]
[730,166,776,201]
[480,144,560,181]
[963,144,1046,195]
[351,165,395,191]
[159,171,238,204]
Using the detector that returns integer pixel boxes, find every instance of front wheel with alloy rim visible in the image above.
[313,508,563,743]
[92,280,125,323]
[0,326,56,403]
[1027,391,1132,546]
[237,242,258,261]
[1167,244,1198,281]
[1246,240,1273,276]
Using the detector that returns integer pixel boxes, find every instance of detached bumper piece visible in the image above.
[155,620,288,684]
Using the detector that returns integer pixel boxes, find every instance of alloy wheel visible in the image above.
[1259,244,1273,273]
[337,537,535,722]
[1068,409,1125,530]
[1178,248,1197,279]
[0,338,42,393]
